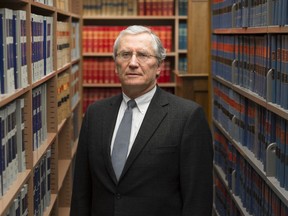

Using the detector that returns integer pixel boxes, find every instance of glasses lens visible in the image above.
[118,51,152,63]
[120,52,132,60]
[136,52,149,62]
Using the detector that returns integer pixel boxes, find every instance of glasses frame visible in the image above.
[116,51,158,63]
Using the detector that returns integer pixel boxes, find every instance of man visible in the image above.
[70,25,213,216]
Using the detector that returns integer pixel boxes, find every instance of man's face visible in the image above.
[115,33,161,97]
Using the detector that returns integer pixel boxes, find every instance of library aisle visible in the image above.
[212,1,288,215]
[3,0,288,216]
[0,0,82,215]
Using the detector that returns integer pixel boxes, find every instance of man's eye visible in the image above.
[122,52,131,58]
[138,53,148,58]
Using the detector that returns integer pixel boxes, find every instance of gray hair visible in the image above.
[113,25,166,64]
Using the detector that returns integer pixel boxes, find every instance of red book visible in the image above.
[87,26,93,53]
[82,26,87,53]
[88,58,93,84]
[138,0,145,15]
[83,59,87,83]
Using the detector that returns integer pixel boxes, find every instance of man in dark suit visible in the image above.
[70,25,213,216]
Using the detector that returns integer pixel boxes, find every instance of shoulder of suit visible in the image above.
[87,94,122,110]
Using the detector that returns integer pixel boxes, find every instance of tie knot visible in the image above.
[127,99,137,109]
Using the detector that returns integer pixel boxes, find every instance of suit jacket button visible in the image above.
[116,193,121,199]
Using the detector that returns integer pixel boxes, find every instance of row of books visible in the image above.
[3,184,28,216]
[33,0,53,6]
[32,84,48,151]
[83,0,137,16]
[178,0,187,16]
[178,56,187,72]
[83,57,119,84]
[1,8,80,89]
[82,57,173,84]
[82,25,173,53]
[56,0,69,12]
[213,80,288,189]
[212,34,288,110]
[214,127,288,215]
[0,98,25,198]
[82,87,175,113]
[56,21,70,70]
[83,88,122,113]
[71,21,81,62]
[214,172,243,216]
[71,64,80,109]
[82,0,174,16]
[178,22,187,50]
[33,149,51,216]
[31,13,53,83]
[57,72,70,125]
[211,0,288,29]
[71,106,80,146]
[0,8,28,94]
[138,0,174,16]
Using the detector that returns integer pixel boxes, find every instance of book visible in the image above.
[32,84,47,151]
[43,16,53,76]
[71,21,80,61]
[71,64,80,108]
[56,21,70,69]
[31,13,44,83]
[45,148,51,208]
[13,10,28,89]
[16,98,25,173]
[21,184,28,216]
[0,8,16,94]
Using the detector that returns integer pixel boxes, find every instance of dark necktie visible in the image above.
[112,99,137,180]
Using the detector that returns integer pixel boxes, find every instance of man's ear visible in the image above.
[156,61,164,78]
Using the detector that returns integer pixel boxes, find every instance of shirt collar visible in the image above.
[122,85,157,114]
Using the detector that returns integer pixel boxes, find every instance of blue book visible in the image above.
[5,8,16,93]
[279,118,286,187]
[43,17,47,76]
[0,116,2,198]
[270,35,277,103]
[278,0,283,25]
[14,10,28,89]
[283,35,288,110]
[281,0,287,25]
[275,35,282,106]
[263,35,269,99]
[12,11,18,90]
[274,0,280,25]
[21,184,28,216]
[285,121,288,190]
[46,16,53,75]
[46,148,51,206]
[0,10,4,94]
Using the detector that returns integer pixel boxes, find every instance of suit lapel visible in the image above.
[121,88,169,179]
[102,95,123,183]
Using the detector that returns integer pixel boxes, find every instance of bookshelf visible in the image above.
[81,0,210,118]
[0,0,82,215]
[175,0,210,120]
[211,0,288,215]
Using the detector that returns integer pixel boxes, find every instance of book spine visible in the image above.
[19,10,28,88]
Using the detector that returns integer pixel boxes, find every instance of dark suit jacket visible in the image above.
[70,87,213,216]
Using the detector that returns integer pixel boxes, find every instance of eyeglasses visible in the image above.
[116,51,158,63]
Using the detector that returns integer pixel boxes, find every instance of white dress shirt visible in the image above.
[111,86,157,157]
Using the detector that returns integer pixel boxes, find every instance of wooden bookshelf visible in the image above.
[80,0,209,116]
[211,1,288,215]
[0,0,82,215]
[175,0,211,121]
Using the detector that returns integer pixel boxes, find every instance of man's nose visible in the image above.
[129,54,139,65]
